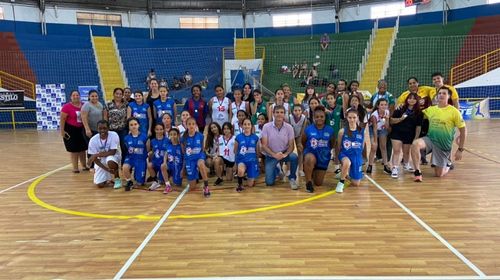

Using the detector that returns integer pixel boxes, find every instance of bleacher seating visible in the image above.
[385,19,475,96]
[15,34,101,100]
[257,30,371,93]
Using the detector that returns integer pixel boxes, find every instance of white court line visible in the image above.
[365,175,486,277]
[123,276,500,280]
[0,164,70,195]
[113,185,190,280]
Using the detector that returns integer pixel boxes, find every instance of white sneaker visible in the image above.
[403,163,414,172]
[335,182,344,193]
[149,181,161,191]
[289,179,299,190]
[299,170,305,177]
[391,167,399,179]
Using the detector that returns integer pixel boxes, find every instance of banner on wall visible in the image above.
[459,98,490,120]
[224,59,263,92]
[36,84,66,131]
[78,85,99,102]
[0,90,25,109]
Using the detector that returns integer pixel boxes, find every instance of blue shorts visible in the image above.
[369,126,388,138]
[338,152,363,181]
[304,149,330,170]
[237,160,260,179]
[185,159,202,181]
[124,157,147,184]
[151,161,164,182]
[167,162,183,186]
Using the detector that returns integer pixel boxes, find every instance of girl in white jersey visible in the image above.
[177,110,191,137]
[213,122,236,186]
[268,89,290,122]
[289,104,307,177]
[209,85,231,127]
[231,88,250,124]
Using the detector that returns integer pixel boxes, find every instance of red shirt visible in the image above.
[61,102,83,127]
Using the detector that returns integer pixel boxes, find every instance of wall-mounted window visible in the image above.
[76,12,122,26]
[272,13,312,27]
[0,7,4,20]
[179,17,219,29]
[488,0,500,4]
[371,2,416,19]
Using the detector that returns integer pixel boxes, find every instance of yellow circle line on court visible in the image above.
[27,171,338,221]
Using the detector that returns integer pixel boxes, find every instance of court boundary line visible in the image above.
[123,276,500,280]
[365,175,486,277]
[113,184,190,280]
[0,164,70,195]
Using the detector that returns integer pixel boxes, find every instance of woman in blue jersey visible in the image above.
[234,118,260,192]
[122,118,149,191]
[336,108,367,193]
[182,117,211,197]
[127,91,152,137]
[162,127,183,194]
[153,86,176,125]
[147,123,170,191]
[302,106,335,193]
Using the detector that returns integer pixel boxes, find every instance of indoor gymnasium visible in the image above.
[1,0,500,279]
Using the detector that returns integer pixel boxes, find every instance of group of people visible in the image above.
[60,72,467,197]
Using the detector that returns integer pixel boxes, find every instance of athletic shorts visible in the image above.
[223,158,235,168]
[304,149,330,170]
[167,163,183,186]
[124,157,147,184]
[237,160,260,179]
[94,155,121,185]
[185,159,202,181]
[338,152,364,181]
[422,136,451,168]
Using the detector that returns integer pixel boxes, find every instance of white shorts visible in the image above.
[94,155,121,185]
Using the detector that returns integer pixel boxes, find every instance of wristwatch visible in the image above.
[458,147,464,152]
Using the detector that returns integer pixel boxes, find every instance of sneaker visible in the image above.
[236,184,244,192]
[124,180,133,191]
[146,176,156,183]
[214,177,223,186]
[335,181,345,193]
[163,183,172,194]
[289,179,299,190]
[431,164,436,168]
[391,167,399,179]
[448,163,454,170]
[383,165,392,174]
[335,170,341,180]
[403,163,415,172]
[203,186,211,197]
[306,182,314,193]
[149,181,161,191]
[299,170,305,177]
[366,165,372,174]
[421,158,428,165]
[414,170,423,182]
[113,178,122,189]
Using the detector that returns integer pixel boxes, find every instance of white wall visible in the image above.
[0,0,492,28]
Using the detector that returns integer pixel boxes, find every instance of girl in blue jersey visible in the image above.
[336,109,367,193]
[153,86,176,125]
[162,128,183,194]
[161,113,174,141]
[122,118,149,191]
[127,91,152,137]
[234,118,260,192]
[302,106,335,193]
[147,123,170,191]
[182,117,210,197]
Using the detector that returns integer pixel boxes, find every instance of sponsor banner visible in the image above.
[78,85,99,102]
[0,90,25,109]
[36,84,66,130]
[459,98,490,120]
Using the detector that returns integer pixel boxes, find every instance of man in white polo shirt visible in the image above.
[87,120,122,188]
[261,105,299,190]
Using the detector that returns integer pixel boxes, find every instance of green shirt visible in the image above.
[424,105,465,151]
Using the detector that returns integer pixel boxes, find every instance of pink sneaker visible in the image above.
[163,183,172,194]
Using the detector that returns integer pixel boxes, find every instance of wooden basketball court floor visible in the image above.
[1,120,500,280]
